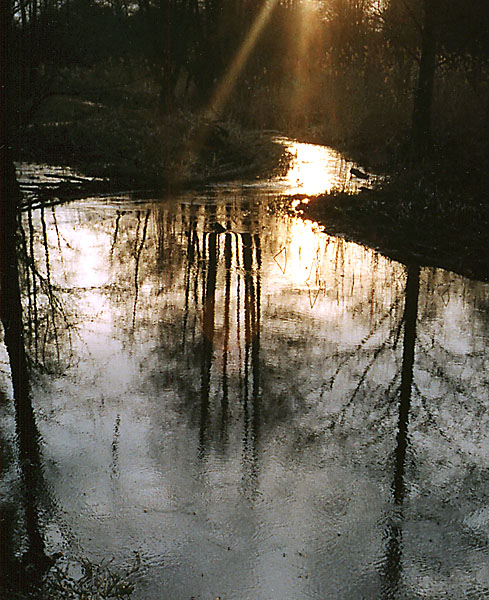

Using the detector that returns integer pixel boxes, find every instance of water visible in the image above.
[3,142,489,599]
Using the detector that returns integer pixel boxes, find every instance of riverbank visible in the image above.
[16,87,488,283]
[297,151,489,281]
[17,95,290,198]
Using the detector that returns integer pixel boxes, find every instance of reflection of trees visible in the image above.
[394,266,420,506]
[199,227,218,454]
[182,203,201,345]
[343,261,488,597]
[241,231,261,492]
[109,204,188,329]
[381,265,420,599]
[0,157,52,595]
[132,209,150,327]
[18,203,73,370]
[409,269,489,446]
[193,207,262,490]
[142,200,411,465]
[1,170,144,598]
[102,196,488,467]
[4,186,488,597]
[221,228,233,432]
[138,199,266,493]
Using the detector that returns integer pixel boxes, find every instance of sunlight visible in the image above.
[273,216,328,289]
[183,0,280,167]
[281,140,351,196]
[287,0,321,128]
[205,0,280,119]
[55,219,111,317]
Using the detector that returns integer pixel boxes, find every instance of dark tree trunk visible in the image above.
[411,0,438,155]
[0,154,32,419]
[1,4,51,585]
[1,0,32,428]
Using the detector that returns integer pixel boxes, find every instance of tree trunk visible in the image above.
[1,4,52,583]
[411,0,438,155]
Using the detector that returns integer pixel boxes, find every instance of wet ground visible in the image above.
[2,142,489,599]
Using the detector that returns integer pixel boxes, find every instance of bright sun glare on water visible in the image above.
[281,140,352,196]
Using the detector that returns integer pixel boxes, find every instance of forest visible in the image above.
[1,2,489,599]
[2,0,489,177]
[2,0,489,275]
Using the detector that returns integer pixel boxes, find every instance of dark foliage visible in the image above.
[2,0,488,181]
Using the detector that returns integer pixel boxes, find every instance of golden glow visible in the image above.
[272,217,329,289]
[267,212,390,318]
[282,140,351,196]
[281,0,322,130]
[205,0,280,119]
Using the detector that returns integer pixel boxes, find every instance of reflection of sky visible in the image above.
[13,183,489,599]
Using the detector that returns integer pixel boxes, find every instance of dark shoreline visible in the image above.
[297,185,489,282]
[16,131,489,283]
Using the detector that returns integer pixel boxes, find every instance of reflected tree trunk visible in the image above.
[182,205,199,348]
[242,232,254,429]
[382,264,420,598]
[220,203,233,440]
[198,229,218,455]
[110,210,122,258]
[241,231,261,497]
[26,205,39,361]
[40,205,61,362]
[394,265,419,505]
[0,150,50,592]
[221,231,232,437]
[251,233,261,454]
[132,210,150,327]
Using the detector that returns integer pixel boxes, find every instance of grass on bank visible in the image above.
[15,61,489,282]
[17,65,291,193]
[298,147,489,281]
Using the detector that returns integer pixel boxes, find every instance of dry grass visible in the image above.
[299,154,489,281]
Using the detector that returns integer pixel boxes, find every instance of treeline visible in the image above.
[4,0,489,161]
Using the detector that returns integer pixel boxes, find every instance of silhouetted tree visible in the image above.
[411,0,438,154]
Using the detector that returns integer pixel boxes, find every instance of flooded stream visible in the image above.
[3,142,489,599]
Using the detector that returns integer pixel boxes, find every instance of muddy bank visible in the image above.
[18,110,290,199]
[298,173,489,282]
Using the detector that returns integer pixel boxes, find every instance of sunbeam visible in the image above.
[204,0,280,120]
[178,0,281,186]
[289,0,318,127]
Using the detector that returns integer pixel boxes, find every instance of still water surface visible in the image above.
[4,142,489,599]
